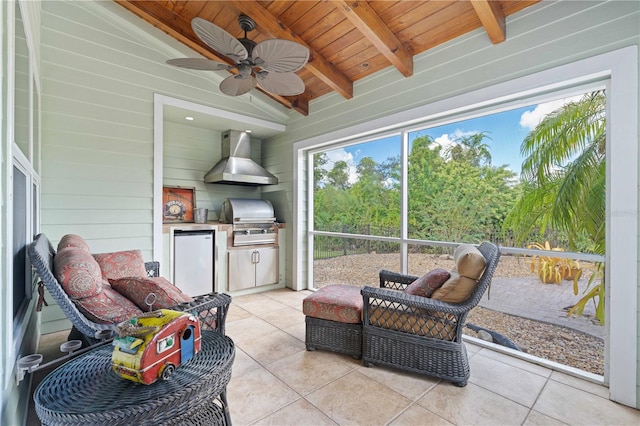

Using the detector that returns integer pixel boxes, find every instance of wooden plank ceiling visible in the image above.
[116,0,539,116]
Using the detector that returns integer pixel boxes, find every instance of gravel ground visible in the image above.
[314,253,604,376]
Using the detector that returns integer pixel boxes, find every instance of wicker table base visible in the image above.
[34,331,235,426]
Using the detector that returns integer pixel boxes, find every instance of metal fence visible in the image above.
[313,224,570,260]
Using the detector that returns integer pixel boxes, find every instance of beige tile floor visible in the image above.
[227,289,640,426]
[30,288,640,426]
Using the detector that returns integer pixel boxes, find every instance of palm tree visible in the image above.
[504,91,606,321]
[445,131,492,167]
[505,91,605,253]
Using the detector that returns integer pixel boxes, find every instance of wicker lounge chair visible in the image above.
[27,233,230,345]
[360,241,500,386]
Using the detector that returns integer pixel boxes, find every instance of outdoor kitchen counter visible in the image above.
[162,221,232,234]
[162,222,285,234]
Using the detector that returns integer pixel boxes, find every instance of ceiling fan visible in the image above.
[167,15,310,97]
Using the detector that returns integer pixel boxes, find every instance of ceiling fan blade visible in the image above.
[191,17,248,62]
[256,71,305,96]
[253,39,310,73]
[166,58,232,71]
[219,74,257,96]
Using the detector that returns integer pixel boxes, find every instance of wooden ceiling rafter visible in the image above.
[114,0,542,116]
[115,0,309,115]
[227,0,354,101]
[335,0,413,77]
[470,0,507,44]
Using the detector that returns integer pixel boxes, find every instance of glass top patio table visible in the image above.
[34,330,235,425]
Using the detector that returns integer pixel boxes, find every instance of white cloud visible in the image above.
[433,129,482,159]
[519,96,583,131]
[452,129,479,139]
[433,133,455,152]
[323,148,358,184]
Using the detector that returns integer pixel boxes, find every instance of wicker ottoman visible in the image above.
[302,284,363,359]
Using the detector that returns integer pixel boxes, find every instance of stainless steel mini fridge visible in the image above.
[173,230,214,296]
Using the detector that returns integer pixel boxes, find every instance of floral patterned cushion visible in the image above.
[57,234,91,253]
[404,268,450,298]
[93,250,148,281]
[110,277,193,311]
[54,248,104,300]
[75,284,143,324]
[302,284,363,324]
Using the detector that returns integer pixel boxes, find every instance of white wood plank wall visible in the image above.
[163,121,261,220]
[40,0,282,251]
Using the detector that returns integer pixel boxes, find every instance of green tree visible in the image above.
[379,155,401,189]
[504,91,606,322]
[327,160,350,190]
[350,157,400,232]
[313,152,329,190]
[314,132,516,256]
[314,186,353,231]
[407,135,516,243]
[504,91,605,254]
[445,131,493,167]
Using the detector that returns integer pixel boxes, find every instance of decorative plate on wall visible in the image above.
[162,186,195,223]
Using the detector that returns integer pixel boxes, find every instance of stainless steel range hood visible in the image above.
[204,130,278,185]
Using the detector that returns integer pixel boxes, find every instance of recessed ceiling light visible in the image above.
[185,116,195,121]
[245,129,252,133]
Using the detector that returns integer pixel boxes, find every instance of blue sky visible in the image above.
[322,96,580,183]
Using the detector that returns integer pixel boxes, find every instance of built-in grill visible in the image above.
[219,198,278,246]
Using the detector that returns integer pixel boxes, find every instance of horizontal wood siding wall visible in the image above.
[19,0,40,67]
[40,0,286,248]
[261,138,298,288]
[39,0,286,331]
[163,121,261,220]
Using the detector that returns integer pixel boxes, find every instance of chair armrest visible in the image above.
[379,269,418,291]
[174,293,232,336]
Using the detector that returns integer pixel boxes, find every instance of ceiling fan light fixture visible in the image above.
[237,63,252,77]
[167,15,310,98]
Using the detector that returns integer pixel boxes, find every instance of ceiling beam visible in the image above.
[115,1,309,115]
[335,1,413,77]
[470,0,506,44]
[227,0,354,100]
[115,1,224,61]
